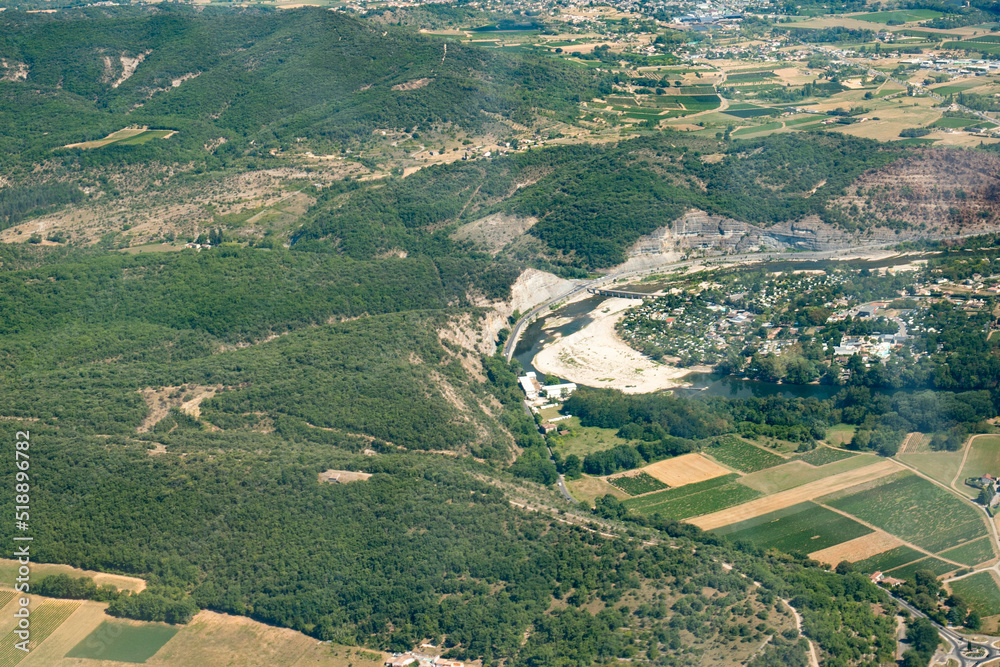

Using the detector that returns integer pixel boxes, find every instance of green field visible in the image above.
[704,436,785,473]
[949,572,1000,617]
[826,473,987,553]
[732,122,783,136]
[741,456,880,495]
[67,621,179,663]
[930,80,984,96]
[824,424,856,447]
[608,472,668,496]
[851,545,925,574]
[550,417,630,458]
[959,435,1000,483]
[888,556,960,580]
[796,446,857,466]
[624,473,761,519]
[854,9,944,23]
[939,537,996,567]
[944,41,1000,55]
[932,116,979,129]
[711,502,872,555]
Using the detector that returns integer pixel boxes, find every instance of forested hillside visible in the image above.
[294,133,906,269]
[0,242,899,664]
[0,6,605,168]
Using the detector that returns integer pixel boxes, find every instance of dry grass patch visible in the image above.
[0,560,145,593]
[137,384,223,432]
[318,469,372,484]
[643,453,731,486]
[808,530,905,566]
[566,475,628,506]
[690,459,902,530]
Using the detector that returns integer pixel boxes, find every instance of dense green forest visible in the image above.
[0,6,606,168]
[0,241,903,664]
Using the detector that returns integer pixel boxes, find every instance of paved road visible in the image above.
[891,593,1000,666]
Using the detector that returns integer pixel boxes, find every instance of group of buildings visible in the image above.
[518,371,577,403]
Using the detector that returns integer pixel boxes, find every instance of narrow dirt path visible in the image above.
[783,599,820,667]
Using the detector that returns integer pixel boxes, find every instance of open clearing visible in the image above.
[0,559,145,593]
[712,502,873,555]
[690,459,902,530]
[808,530,906,566]
[825,472,988,553]
[63,127,176,150]
[642,453,731,486]
[740,455,879,494]
[567,475,628,506]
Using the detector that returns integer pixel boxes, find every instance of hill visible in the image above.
[0,6,606,169]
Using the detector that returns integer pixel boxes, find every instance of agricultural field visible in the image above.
[703,436,786,473]
[853,9,944,23]
[809,531,905,567]
[796,446,857,466]
[0,599,81,666]
[623,473,761,519]
[732,122,784,137]
[711,502,872,554]
[608,471,668,496]
[65,622,179,663]
[938,536,997,567]
[739,455,879,495]
[930,80,984,96]
[642,453,731,486]
[887,556,960,580]
[0,592,389,667]
[825,473,988,553]
[958,435,1000,486]
[850,545,926,573]
[949,572,1000,617]
[897,449,966,491]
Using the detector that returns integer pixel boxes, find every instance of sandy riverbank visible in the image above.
[533,297,690,394]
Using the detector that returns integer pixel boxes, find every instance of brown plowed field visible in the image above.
[643,453,731,486]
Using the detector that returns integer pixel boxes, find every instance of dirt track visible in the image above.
[689,459,902,530]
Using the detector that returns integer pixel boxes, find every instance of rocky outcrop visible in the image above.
[629,209,896,257]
